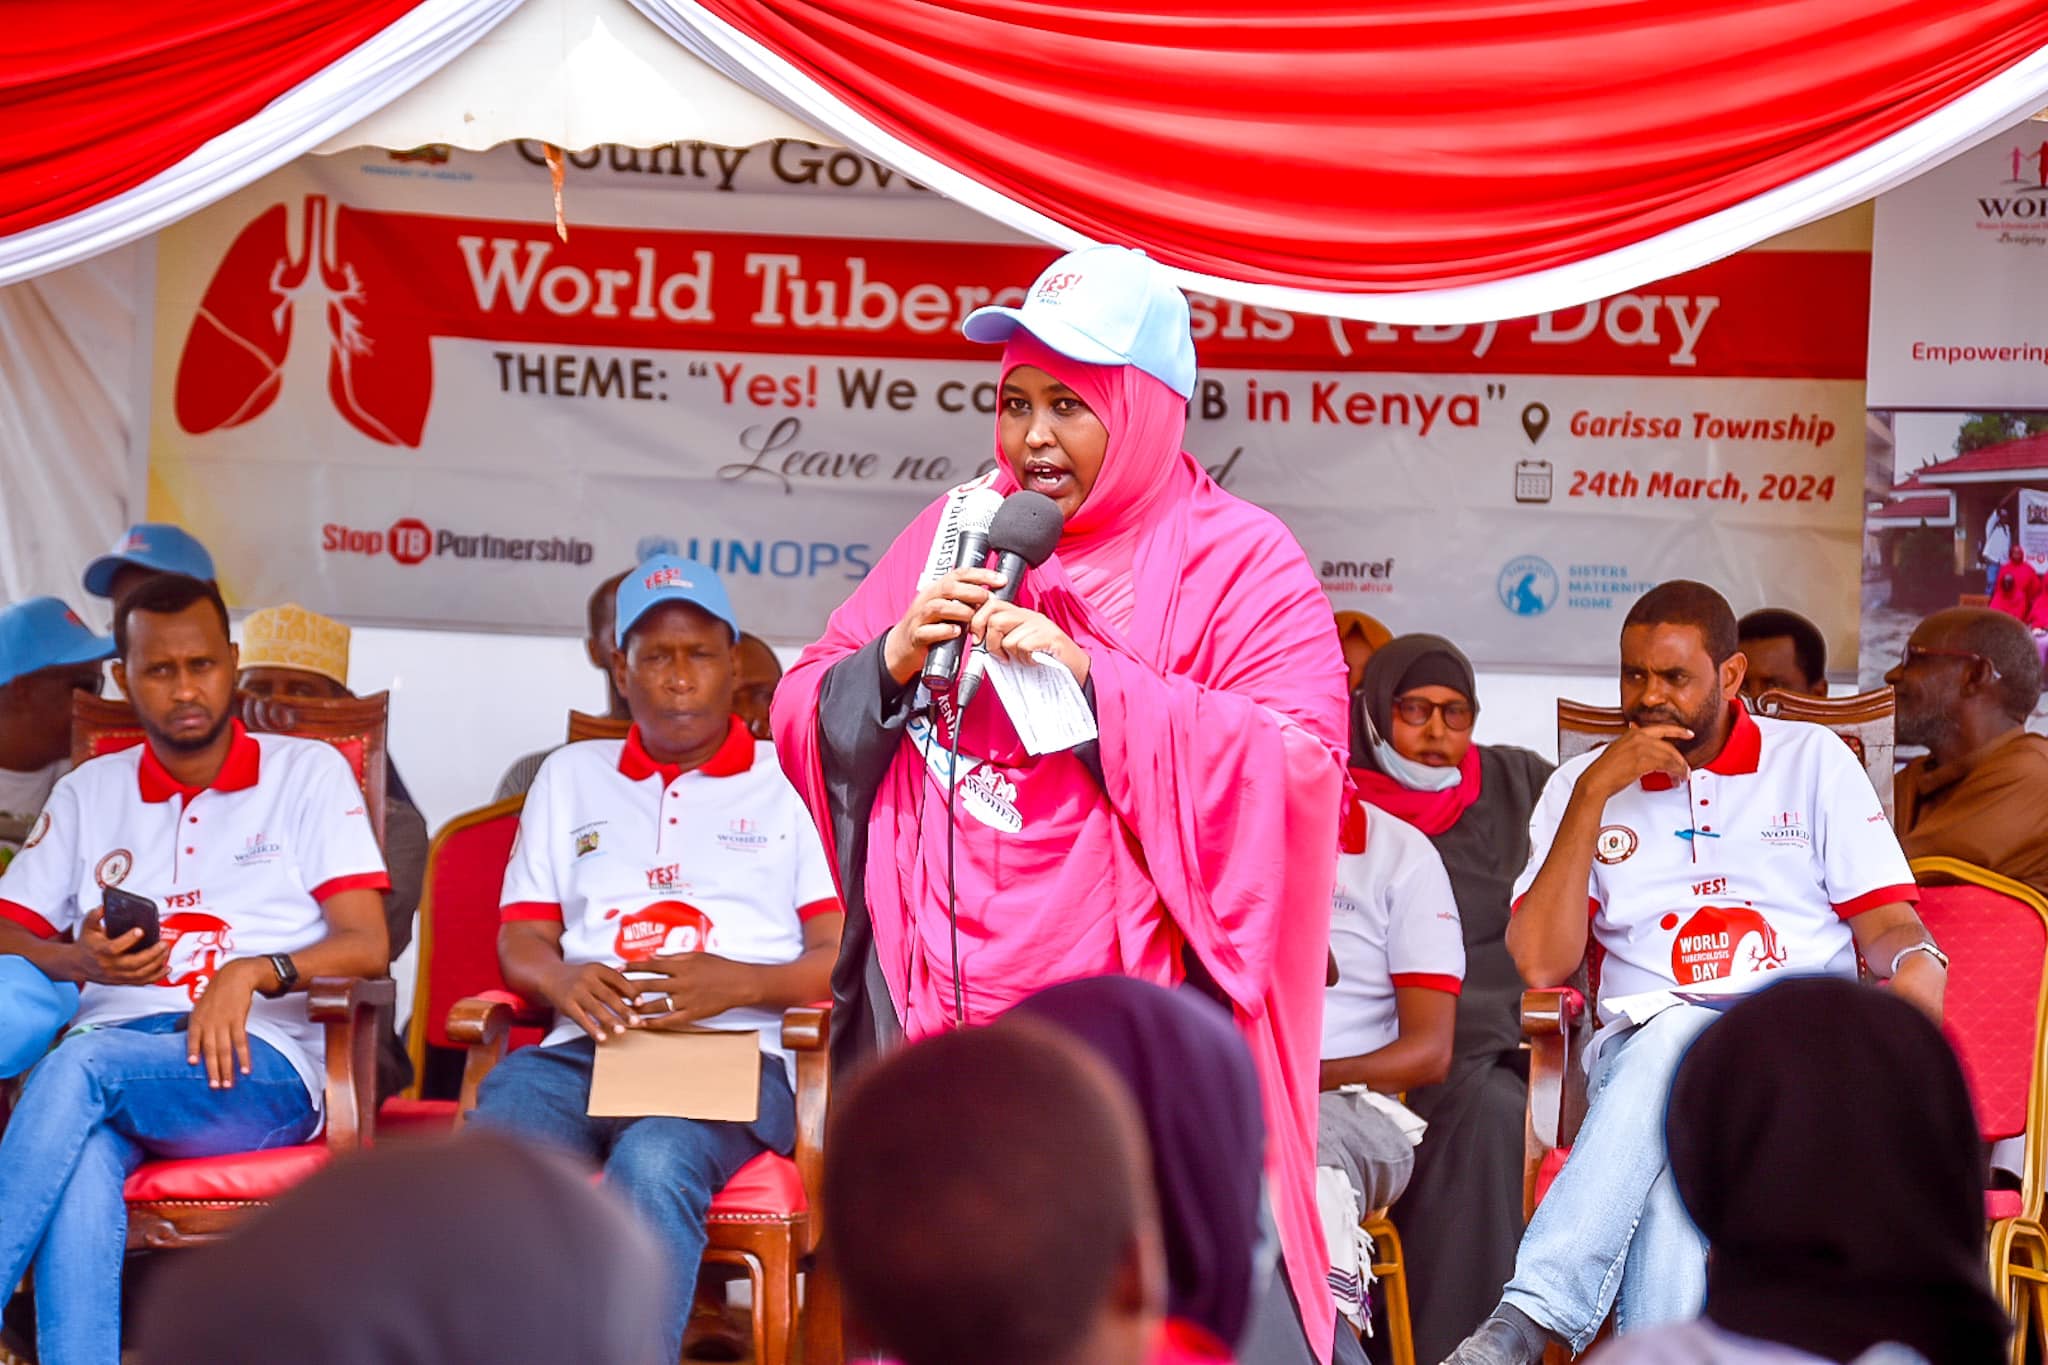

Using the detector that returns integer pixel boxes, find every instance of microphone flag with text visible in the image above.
[920,486,1005,696]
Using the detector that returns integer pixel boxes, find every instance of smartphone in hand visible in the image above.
[101,887,162,951]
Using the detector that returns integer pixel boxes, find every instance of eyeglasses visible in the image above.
[1898,643,2003,679]
[1391,696,1476,731]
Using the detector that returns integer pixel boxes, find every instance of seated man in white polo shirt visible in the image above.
[1447,580,1943,1365]
[1318,798,1462,1326]
[469,554,842,1365]
[0,574,389,1365]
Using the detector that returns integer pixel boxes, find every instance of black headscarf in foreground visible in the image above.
[1667,977,2007,1364]
[137,1132,668,1365]
[1011,977,1266,1350]
[1348,633,1478,771]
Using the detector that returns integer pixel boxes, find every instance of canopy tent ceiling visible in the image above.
[309,0,825,156]
[5,0,2047,319]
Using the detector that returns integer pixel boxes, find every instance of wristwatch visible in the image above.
[259,953,301,998]
[1889,940,1950,978]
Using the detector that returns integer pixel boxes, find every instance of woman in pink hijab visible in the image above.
[772,245,1351,1365]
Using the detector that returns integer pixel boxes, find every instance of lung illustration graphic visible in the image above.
[174,196,432,448]
[174,203,293,434]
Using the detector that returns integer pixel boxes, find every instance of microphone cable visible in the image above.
[944,693,966,1030]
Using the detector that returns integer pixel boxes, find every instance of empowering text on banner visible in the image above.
[148,145,1870,667]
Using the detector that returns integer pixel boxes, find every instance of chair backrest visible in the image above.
[1909,858,2048,1153]
[72,690,390,845]
[1555,690,1896,825]
[409,798,542,1062]
[1752,687,1895,825]
[566,710,630,744]
[1556,698,1629,764]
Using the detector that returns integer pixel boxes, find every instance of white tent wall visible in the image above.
[0,244,141,628]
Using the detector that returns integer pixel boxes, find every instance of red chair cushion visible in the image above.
[707,1152,807,1219]
[1915,883,2048,1141]
[422,811,533,1052]
[124,1145,329,1203]
[1987,1188,2023,1221]
[1532,1146,1571,1207]
[377,1096,461,1135]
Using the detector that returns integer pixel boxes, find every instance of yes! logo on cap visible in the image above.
[645,566,692,590]
[1033,271,1083,305]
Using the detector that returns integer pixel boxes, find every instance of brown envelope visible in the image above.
[586,1028,761,1122]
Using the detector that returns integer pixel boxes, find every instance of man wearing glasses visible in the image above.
[1889,606,2048,896]
[1446,580,1943,1365]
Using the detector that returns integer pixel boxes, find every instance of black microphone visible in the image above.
[955,491,1065,710]
[921,486,1005,695]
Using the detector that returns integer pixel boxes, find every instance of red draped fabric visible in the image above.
[677,0,2048,295]
[0,0,430,237]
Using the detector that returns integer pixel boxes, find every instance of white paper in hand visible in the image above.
[981,650,1099,755]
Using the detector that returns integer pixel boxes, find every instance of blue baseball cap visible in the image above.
[82,523,216,597]
[0,956,80,1079]
[614,555,739,647]
[962,244,1197,399]
[0,597,114,689]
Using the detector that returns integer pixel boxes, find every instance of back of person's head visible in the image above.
[1623,579,1737,663]
[1941,606,2043,722]
[1667,977,2006,1363]
[826,1021,1162,1365]
[1735,608,1826,690]
[1008,976,1266,1353]
[136,1133,668,1365]
[113,573,229,660]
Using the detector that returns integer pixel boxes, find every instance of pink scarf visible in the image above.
[773,337,1349,1362]
[1348,747,1483,837]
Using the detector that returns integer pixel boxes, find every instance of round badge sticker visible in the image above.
[94,848,134,889]
[1594,825,1639,865]
[22,812,50,850]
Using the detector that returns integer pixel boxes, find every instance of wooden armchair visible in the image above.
[448,994,837,1365]
[1523,690,1898,1216]
[567,708,629,743]
[67,689,396,1246]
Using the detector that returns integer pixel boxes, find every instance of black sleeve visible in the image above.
[817,635,918,801]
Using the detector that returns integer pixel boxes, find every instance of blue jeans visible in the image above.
[467,1037,796,1365]
[0,1014,318,1365]
[1500,1005,1717,1352]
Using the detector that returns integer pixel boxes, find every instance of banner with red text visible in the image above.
[149,144,1871,667]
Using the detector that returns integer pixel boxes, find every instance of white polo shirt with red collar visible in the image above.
[1512,706,1916,1054]
[1322,801,1465,1061]
[0,722,390,1106]
[500,717,839,1072]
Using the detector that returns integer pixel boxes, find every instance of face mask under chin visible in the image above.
[1361,709,1463,792]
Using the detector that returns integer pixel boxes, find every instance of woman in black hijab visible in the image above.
[1012,976,1319,1364]
[1347,634,1552,1361]
[1593,976,2005,1363]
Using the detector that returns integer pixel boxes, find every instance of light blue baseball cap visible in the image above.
[0,597,114,689]
[83,523,216,597]
[0,956,80,1079]
[615,555,739,647]
[962,244,1197,399]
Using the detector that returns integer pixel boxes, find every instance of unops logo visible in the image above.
[1498,556,1559,617]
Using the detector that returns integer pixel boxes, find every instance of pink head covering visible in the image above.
[989,332,1190,631]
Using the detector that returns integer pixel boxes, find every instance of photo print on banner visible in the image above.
[150,141,1870,667]
[1864,116,2048,712]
